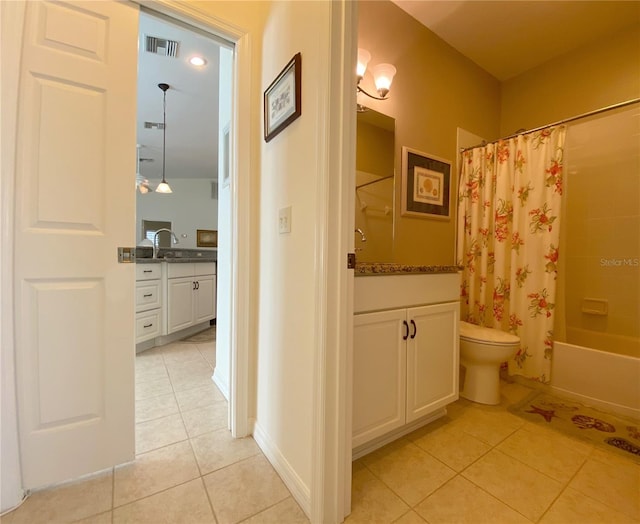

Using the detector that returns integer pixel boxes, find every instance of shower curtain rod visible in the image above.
[460,97,640,153]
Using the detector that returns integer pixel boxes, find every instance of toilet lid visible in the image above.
[459,321,520,345]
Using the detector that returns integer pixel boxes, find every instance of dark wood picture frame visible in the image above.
[401,147,452,220]
[264,53,302,142]
[197,229,217,248]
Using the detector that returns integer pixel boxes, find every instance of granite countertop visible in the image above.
[136,247,216,264]
[355,262,462,276]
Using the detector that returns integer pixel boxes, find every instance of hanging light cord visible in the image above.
[162,89,167,184]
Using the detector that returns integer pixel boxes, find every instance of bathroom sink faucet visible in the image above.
[153,228,179,258]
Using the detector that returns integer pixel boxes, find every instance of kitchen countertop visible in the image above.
[137,257,215,264]
[355,262,462,276]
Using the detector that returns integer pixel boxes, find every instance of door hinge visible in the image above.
[347,252,356,269]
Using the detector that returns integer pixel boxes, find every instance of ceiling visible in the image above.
[137,13,224,182]
[391,1,640,81]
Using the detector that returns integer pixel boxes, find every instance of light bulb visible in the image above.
[372,63,396,98]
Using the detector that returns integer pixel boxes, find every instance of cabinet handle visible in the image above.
[143,270,152,273]
[410,319,417,339]
[402,320,409,340]
[143,293,153,298]
[143,323,153,328]
[196,281,200,290]
[193,281,196,290]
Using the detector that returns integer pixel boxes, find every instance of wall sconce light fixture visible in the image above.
[357,48,397,100]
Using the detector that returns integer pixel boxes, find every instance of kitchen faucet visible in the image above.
[153,228,179,258]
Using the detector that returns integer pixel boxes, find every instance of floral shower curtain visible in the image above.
[457,126,566,382]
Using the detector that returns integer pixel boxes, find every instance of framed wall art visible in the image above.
[197,229,218,248]
[401,147,452,220]
[264,52,301,142]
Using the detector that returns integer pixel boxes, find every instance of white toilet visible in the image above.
[459,321,520,405]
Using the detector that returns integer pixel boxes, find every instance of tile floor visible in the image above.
[346,381,640,524]
[3,336,639,524]
[2,332,308,524]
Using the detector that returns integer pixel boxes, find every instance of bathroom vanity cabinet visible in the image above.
[353,268,460,458]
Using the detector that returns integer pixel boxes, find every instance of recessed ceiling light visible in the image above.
[189,56,207,67]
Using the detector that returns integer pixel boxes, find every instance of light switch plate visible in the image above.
[279,206,292,234]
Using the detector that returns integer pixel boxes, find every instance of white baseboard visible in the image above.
[212,367,229,402]
[252,421,311,519]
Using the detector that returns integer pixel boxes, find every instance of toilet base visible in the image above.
[460,361,502,405]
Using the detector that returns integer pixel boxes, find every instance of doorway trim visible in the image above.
[138,0,252,437]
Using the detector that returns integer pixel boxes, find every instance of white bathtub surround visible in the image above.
[457,126,566,382]
[552,342,640,419]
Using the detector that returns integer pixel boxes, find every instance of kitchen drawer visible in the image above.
[136,310,161,343]
[136,281,161,313]
[167,263,194,279]
[136,264,161,281]
[195,262,216,276]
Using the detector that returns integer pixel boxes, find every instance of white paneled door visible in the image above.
[13,0,138,488]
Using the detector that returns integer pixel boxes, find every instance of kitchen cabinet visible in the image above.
[353,271,460,454]
[166,262,216,334]
[135,264,162,343]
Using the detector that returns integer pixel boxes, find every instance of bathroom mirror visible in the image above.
[355,107,395,262]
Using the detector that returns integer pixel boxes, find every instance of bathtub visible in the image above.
[551,341,640,419]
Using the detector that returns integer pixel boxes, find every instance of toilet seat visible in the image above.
[459,321,520,346]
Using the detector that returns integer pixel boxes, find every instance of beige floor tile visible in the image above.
[191,427,260,474]
[588,445,640,468]
[203,454,290,524]
[539,487,638,524]
[166,357,212,377]
[135,376,173,401]
[113,478,215,524]
[162,343,204,365]
[197,344,216,366]
[135,392,179,423]
[392,510,427,523]
[181,402,228,438]
[73,510,113,523]
[171,372,218,393]
[4,471,112,524]
[415,475,532,524]
[411,421,491,472]
[569,456,640,519]
[135,362,168,384]
[242,497,309,523]
[362,439,456,506]
[462,449,563,522]
[175,383,225,412]
[454,407,525,446]
[135,413,187,454]
[114,440,200,507]
[345,467,409,523]
[497,426,590,483]
[500,381,535,405]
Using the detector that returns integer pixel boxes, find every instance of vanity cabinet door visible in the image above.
[405,302,459,423]
[353,309,407,448]
[167,276,195,334]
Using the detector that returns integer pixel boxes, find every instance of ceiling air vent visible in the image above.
[145,35,179,58]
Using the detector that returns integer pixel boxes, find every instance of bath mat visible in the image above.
[182,327,216,343]
[509,390,640,463]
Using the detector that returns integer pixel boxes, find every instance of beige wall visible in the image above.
[501,24,640,135]
[358,1,501,265]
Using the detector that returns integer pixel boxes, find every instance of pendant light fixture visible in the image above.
[156,82,173,194]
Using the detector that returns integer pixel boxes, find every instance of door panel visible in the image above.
[194,276,216,323]
[14,0,138,489]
